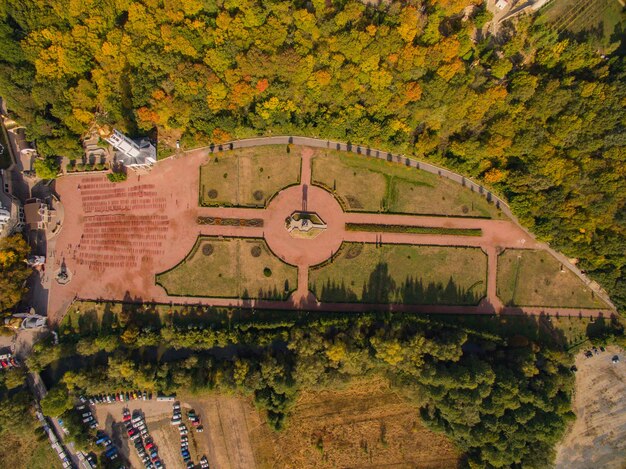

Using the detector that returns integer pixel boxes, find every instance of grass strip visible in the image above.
[345,223,482,237]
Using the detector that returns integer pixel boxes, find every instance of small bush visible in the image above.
[107,171,127,183]
[263,267,272,277]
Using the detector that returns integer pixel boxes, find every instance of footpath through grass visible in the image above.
[311,150,502,218]
[156,236,297,300]
[497,249,609,309]
[309,243,487,304]
[199,145,300,207]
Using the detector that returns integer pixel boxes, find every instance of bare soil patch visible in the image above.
[556,346,626,468]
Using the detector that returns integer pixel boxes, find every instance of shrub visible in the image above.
[33,157,59,179]
[263,267,272,277]
[107,171,127,183]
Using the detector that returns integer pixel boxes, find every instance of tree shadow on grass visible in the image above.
[314,262,483,305]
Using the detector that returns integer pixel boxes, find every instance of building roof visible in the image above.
[24,199,48,230]
[0,171,22,237]
[116,138,157,167]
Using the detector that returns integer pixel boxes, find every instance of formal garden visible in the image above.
[311,150,502,218]
[497,249,609,309]
[309,243,487,304]
[156,236,297,300]
[199,145,301,207]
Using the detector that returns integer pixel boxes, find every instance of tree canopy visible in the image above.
[0,1,625,308]
[31,306,617,467]
[0,235,31,314]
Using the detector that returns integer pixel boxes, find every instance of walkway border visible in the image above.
[163,135,615,310]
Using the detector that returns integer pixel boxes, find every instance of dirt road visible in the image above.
[556,346,626,468]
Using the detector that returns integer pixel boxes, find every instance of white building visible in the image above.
[99,127,156,170]
[0,207,10,232]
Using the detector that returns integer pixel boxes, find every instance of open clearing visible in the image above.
[556,346,626,469]
[1,426,62,469]
[199,145,301,207]
[497,249,608,309]
[309,243,486,304]
[251,378,459,469]
[156,237,297,299]
[311,150,502,218]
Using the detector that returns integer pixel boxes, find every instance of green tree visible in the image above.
[0,235,30,314]
[41,384,73,417]
[33,157,60,179]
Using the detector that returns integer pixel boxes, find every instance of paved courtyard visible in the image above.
[47,146,614,323]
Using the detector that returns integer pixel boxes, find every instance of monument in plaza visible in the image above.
[285,211,327,239]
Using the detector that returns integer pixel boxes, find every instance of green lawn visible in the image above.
[199,145,301,207]
[538,0,625,53]
[309,243,487,305]
[156,237,297,299]
[311,150,502,218]
[497,249,609,309]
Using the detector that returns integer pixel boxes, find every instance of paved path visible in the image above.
[46,143,615,323]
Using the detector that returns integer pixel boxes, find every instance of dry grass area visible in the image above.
[199,145,301,207]
[497,249,608,309]
[185,395,259,469]
[556,346,626,469]
[312,150,502,218]
[90,380,458,469]
[251,378,459,469]
[1,428,63,469]
[156,237,297,299]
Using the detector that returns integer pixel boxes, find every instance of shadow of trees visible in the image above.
[315,262,482,305]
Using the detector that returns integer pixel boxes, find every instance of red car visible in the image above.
[145,442,155,450]
[127,428,137,437]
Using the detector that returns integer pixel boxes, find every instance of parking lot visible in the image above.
[93,399,212,468]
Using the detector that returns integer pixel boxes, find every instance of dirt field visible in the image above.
[250,378,459,468]
[556,346,626,469]
[93,397,254,469]
[90,380,459,469]
[186,395,259,469]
